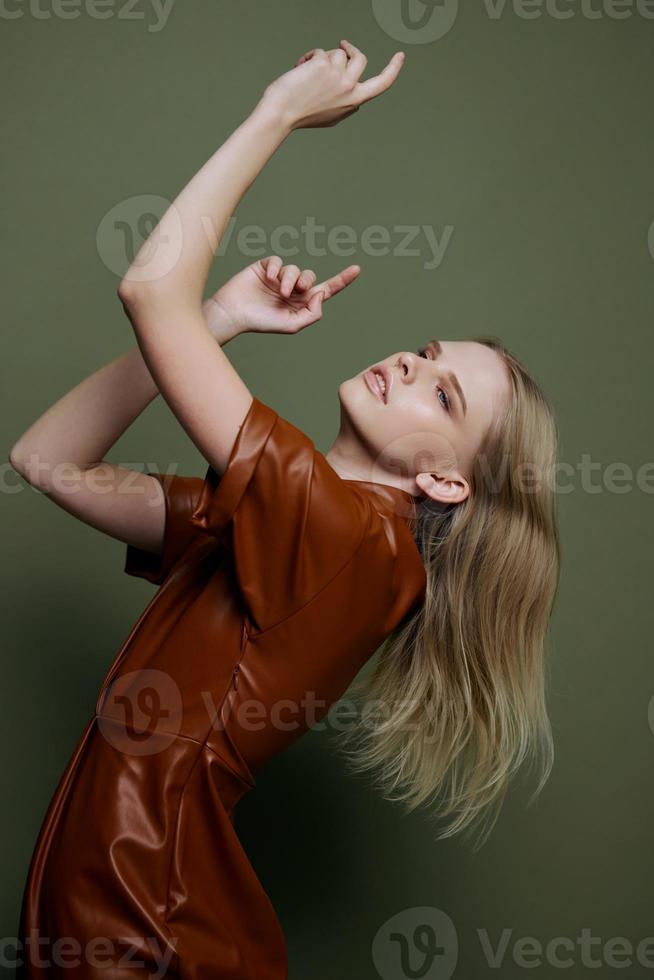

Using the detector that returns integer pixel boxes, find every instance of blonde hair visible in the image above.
[336,335,561,849]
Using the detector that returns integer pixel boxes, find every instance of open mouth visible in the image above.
[364,368,389,403]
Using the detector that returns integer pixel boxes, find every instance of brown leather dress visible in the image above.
[17,396,426,979]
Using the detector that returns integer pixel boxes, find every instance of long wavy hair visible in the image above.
[336,335,561,849]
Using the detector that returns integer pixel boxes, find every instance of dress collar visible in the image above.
[342,479,423,523]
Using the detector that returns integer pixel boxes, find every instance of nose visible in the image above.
[396,352,418,382]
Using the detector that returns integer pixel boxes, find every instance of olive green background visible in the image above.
[3,1,654,977]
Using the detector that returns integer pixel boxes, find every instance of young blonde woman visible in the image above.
[11,41,560,979]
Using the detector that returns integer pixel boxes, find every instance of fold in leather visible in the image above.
[186,397,389,634]
[18,394,428,980]
[124,469,205,586]
[189,396,278,537]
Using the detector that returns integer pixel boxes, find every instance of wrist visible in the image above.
[202,297,243,346]
[252,89,296,139]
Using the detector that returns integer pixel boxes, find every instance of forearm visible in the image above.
[120,100,291,310]
[118,40,402,312]
[9,303,236,483]
[9,346,161,485]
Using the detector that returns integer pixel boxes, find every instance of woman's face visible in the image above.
[333,340,512,503]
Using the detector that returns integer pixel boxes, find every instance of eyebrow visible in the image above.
[426,340,468,417]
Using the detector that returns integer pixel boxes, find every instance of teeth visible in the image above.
[375,372,386,395]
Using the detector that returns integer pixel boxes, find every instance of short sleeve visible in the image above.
[124,469,206,586]
[188,396,369,633]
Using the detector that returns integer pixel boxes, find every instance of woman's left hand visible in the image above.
[204,256,361,339]
[260,40,405,131]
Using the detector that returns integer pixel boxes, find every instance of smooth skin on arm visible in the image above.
[8,40,403,561]
[8,258,361,557]
[7,299,239,555]
[117,41,405,480]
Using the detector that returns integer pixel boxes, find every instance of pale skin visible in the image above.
[9,40,511,560]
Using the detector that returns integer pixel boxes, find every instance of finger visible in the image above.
[328,48,348,68]
[354,51,405,104]
[293,289,325,330]
[313,264,361,300]
[296,47,325,66]
[297,48,318,63]
[279,264,301,297]
[340,39,368,81]
[296,269,317,291]
[262,255,284,282]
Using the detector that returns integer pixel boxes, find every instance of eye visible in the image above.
[416,348,451,413]
[436,387,451,412]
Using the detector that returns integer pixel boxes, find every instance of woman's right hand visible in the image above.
[259,40,405,132]
[204,256,361,340]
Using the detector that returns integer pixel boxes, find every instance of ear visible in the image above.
[415,470,469,505]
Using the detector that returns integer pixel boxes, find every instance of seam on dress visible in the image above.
[92,715,207,749]
[163,736,207,928]
[160,472,207,580]
[202,739,255,790]
[162,623,255,925]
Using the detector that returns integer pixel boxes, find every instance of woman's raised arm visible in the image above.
[117,41,404,479]
[6,298,239,555]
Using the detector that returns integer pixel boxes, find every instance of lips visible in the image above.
[364,365,391,404]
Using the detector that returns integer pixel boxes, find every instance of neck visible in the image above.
[324,410,413,494]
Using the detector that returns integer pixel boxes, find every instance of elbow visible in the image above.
[9,445,23,474]
[9,444,30,482]
[116,276,179,319]
[116,273,162,309]
[116,278,155,331]
[117,276,144,309]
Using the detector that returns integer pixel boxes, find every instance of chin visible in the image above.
[337,374,367,417]
[336,376,380,445]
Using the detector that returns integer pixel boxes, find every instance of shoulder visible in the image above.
[189,397,376,632]
[344,480,428,621]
